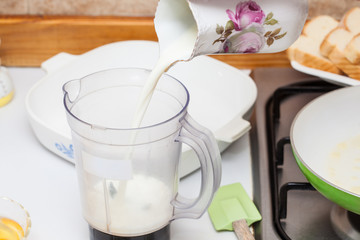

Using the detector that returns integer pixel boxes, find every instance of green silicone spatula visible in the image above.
[208,183,262,240]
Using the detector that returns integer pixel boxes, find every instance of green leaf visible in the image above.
[264,31,272,37]
[225,20,235,31]
[267,37,274,46]
[216,24,224,35]
[224,31,232,38]
[265,19,278,25]
[274,32,287,40]
[270,28,281,37]
[265,12,273,21]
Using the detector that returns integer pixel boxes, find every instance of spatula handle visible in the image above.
[233,219,255,240]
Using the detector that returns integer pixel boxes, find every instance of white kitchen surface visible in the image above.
[0,67,253,240]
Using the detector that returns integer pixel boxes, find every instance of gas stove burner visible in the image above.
[331,205,360,240]
[250,68,347,240]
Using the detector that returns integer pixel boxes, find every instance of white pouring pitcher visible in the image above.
[155,0,308,60]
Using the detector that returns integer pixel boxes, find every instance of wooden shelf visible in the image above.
[0,16,290,68]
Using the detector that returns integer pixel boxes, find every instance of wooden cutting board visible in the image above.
[0,16,289,68]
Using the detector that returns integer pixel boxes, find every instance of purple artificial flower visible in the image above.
[226,0,266,31]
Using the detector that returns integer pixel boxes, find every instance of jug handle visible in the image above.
[172,114,222,219]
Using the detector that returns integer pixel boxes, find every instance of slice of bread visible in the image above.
[289,8,360,80]
[287,35,305,60]
[289,35,341,74]
[303,15,339,43]
[329,47,360,79]
[320,28,354,58]
[341,7,360,34]
[288,15,340,74]
[321,10,360,80]
[344,33,360,64]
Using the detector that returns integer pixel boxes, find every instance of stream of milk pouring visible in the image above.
[101,24,198,221]
[131,26,198,129]
[124,25,198,157]
[101,25,198,232]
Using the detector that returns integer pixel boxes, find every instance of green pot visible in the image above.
[291,85,360,215]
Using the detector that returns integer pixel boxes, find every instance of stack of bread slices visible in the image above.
[288,7,360,80]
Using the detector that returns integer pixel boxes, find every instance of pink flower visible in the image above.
[222,23,265,53]
[226,0,265,31]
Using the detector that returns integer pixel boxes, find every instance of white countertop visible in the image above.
[0,67,253,240]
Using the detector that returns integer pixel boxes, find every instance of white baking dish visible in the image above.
[25,40,257,177]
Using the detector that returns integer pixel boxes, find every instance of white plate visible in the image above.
[291,60,360,87]
[26,40,257,177]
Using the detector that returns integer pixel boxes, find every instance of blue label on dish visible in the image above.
[55,143,74,159]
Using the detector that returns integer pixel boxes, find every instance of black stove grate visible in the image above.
[264,80,341,239]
